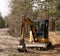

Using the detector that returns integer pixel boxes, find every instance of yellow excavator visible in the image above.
[18,15,52,52]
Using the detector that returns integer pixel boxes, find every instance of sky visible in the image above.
[0,0,44,17]
[0,0,11,17]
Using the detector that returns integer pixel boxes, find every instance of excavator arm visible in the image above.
[21,15,37,42]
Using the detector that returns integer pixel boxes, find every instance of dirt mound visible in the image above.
[49,31,60,45]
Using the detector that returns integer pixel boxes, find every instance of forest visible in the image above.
[0,0,60,36]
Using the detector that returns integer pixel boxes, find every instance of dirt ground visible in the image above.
[0,28,60,56]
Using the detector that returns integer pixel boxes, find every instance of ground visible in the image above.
[0,28,60,56]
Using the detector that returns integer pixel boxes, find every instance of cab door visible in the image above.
[34,20,49,43]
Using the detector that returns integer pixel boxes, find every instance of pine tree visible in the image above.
[0,13,5,28]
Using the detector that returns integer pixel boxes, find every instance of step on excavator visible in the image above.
[17,15,52,52]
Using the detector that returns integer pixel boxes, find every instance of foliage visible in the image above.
[6,0,60,37]
[7,0,33,36]
[0,13,5,28]
[55,20,60,31]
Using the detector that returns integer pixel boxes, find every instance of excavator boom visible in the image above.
[21,15,37,42]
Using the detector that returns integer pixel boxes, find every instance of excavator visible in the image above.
[17,15,52,52]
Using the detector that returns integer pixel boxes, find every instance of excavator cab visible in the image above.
[34,20,49,43]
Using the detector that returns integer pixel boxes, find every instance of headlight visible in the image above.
[42,38,45,41]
